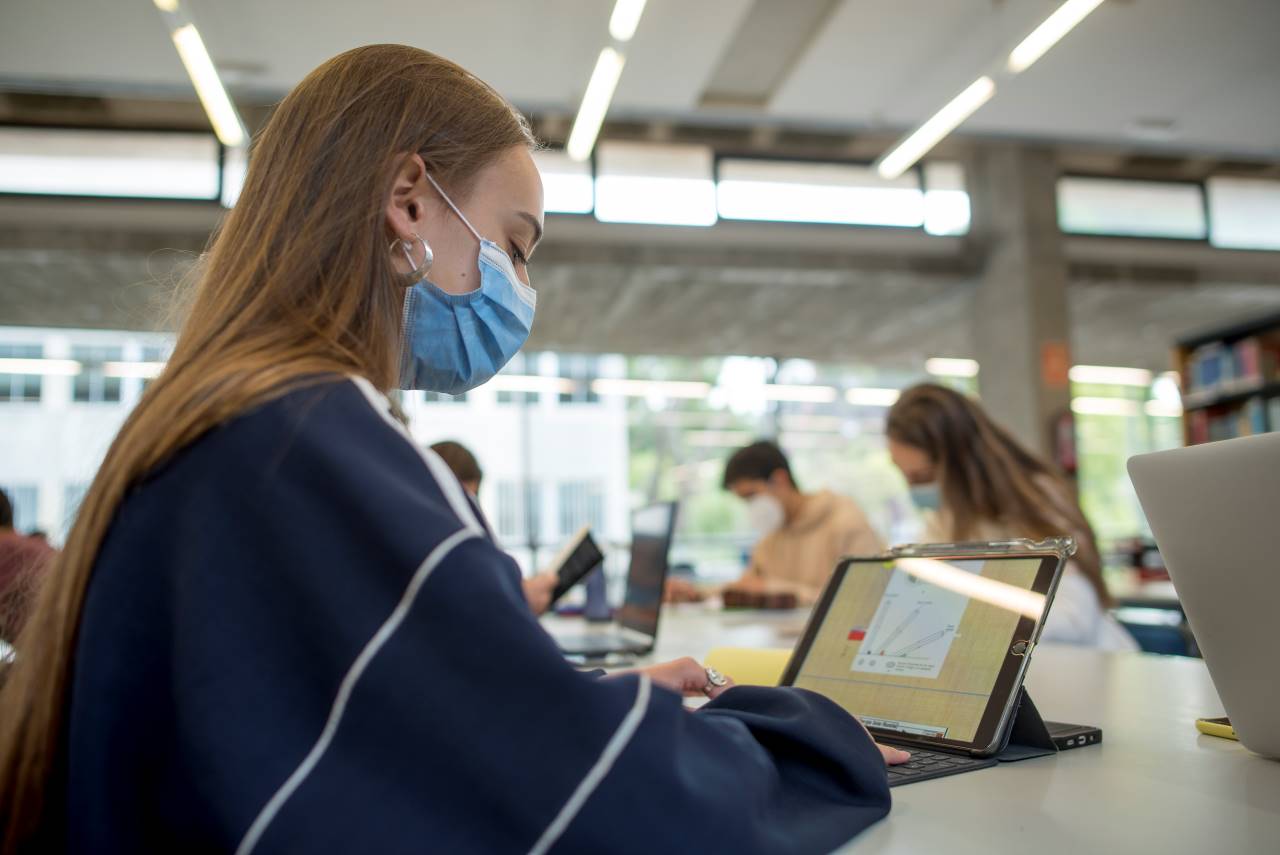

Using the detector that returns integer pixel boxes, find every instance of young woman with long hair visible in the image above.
[886,384,1136,651]
[0,45,901,853]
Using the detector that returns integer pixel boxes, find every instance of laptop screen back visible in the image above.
[616,502,677,637]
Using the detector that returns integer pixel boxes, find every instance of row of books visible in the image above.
[1183,334,1280,400]
[1185,395,1280,444]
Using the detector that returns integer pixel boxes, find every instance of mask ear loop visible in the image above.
[390,233,433,284]
[425,173,483,244]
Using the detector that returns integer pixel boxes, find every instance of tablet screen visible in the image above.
[783,554,1058,750]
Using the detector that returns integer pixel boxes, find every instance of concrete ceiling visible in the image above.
[4,199,1280,373]
[1,0,1277,158]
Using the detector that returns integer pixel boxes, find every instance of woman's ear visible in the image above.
[385,152,429,241]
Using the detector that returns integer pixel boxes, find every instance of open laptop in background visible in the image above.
[1129,432,1280,760]
[553,502,678,659]
[558,504,686,660]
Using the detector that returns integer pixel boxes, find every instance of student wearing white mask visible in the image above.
[721,440,883,604]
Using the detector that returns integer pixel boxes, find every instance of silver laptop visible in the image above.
[1128,432,1280,759]
[554,502,678,659]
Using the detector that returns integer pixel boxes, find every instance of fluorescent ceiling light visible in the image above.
[566,47,626,162]
[609,0,648,42]
[926,357,979,378]
[1008,0,1106,74]
[876,76,995,181]
[760,384,838,404]
[103,361,165,379]
[1071,397,1141,417]
[1069,365,1153,387]
[153,0,180,10]
[170,24,245,148]
[845,387,901,407]
[487,375,578,395]
[0,357,81,376]
[592,378,711,399]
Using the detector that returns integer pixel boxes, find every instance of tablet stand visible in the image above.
[995,687,1064,762]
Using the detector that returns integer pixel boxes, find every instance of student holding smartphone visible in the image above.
[0,45,905,853]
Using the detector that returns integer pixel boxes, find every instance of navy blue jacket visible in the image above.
[66,377,891,853]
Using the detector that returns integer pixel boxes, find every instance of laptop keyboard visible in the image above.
[884,747,997,787]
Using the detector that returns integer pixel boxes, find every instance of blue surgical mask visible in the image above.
[398,175,536,394]
[909,483,942,513]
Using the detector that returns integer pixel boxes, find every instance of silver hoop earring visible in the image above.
[391,233,433,282]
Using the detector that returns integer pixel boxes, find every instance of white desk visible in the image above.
[551,606,1280,854]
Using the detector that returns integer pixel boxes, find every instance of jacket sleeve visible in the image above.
[162,382,893,855]
[236,530,891,855]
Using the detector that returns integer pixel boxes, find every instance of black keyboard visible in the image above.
[884,746,998,787]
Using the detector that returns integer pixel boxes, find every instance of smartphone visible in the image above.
[1047,721,1103,750]
[548,527,606,606]
[1195,716,1238,741]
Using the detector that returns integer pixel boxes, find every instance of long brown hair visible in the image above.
[887,383,1112,608]
[0,44,533,848]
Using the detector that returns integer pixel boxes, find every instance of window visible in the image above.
[922,162,971,236]
[717,159,925,227]
[559,481,605,537]
[496,353,540,405]
[594,142,717,227]
[0,344,43,403]
[423,391,468,403]
[496,480,543,544]
[63,483,89,539]
[533,150,594,215]
[497,482,521,540]
[0,127,221,200]
[137,345,169,393]
[1057,177,1206,240]
[0,485,38,534]
[1207,177,1280,251]
[558,355,600,404]
[72,346,123,403]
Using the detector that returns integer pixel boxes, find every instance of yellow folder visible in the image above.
[704,647,794,687]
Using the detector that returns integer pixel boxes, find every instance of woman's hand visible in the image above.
[853,716,911,765]
[622,657,735,700]
[876,743,911,765]
[521,572,558,616]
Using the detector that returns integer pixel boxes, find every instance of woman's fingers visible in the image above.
[878,743,911,766]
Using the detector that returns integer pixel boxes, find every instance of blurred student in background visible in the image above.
[887,384,1137,651]
[670,441,882,605]
[429,440,483,497]
[429,439,557,615]
[0,489,55,642]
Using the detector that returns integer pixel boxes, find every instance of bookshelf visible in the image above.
[1176,310,1280,445]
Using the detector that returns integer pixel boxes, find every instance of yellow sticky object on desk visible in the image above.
[705,647,793,687]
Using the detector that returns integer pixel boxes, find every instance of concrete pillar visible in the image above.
[968,144,1072,457]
